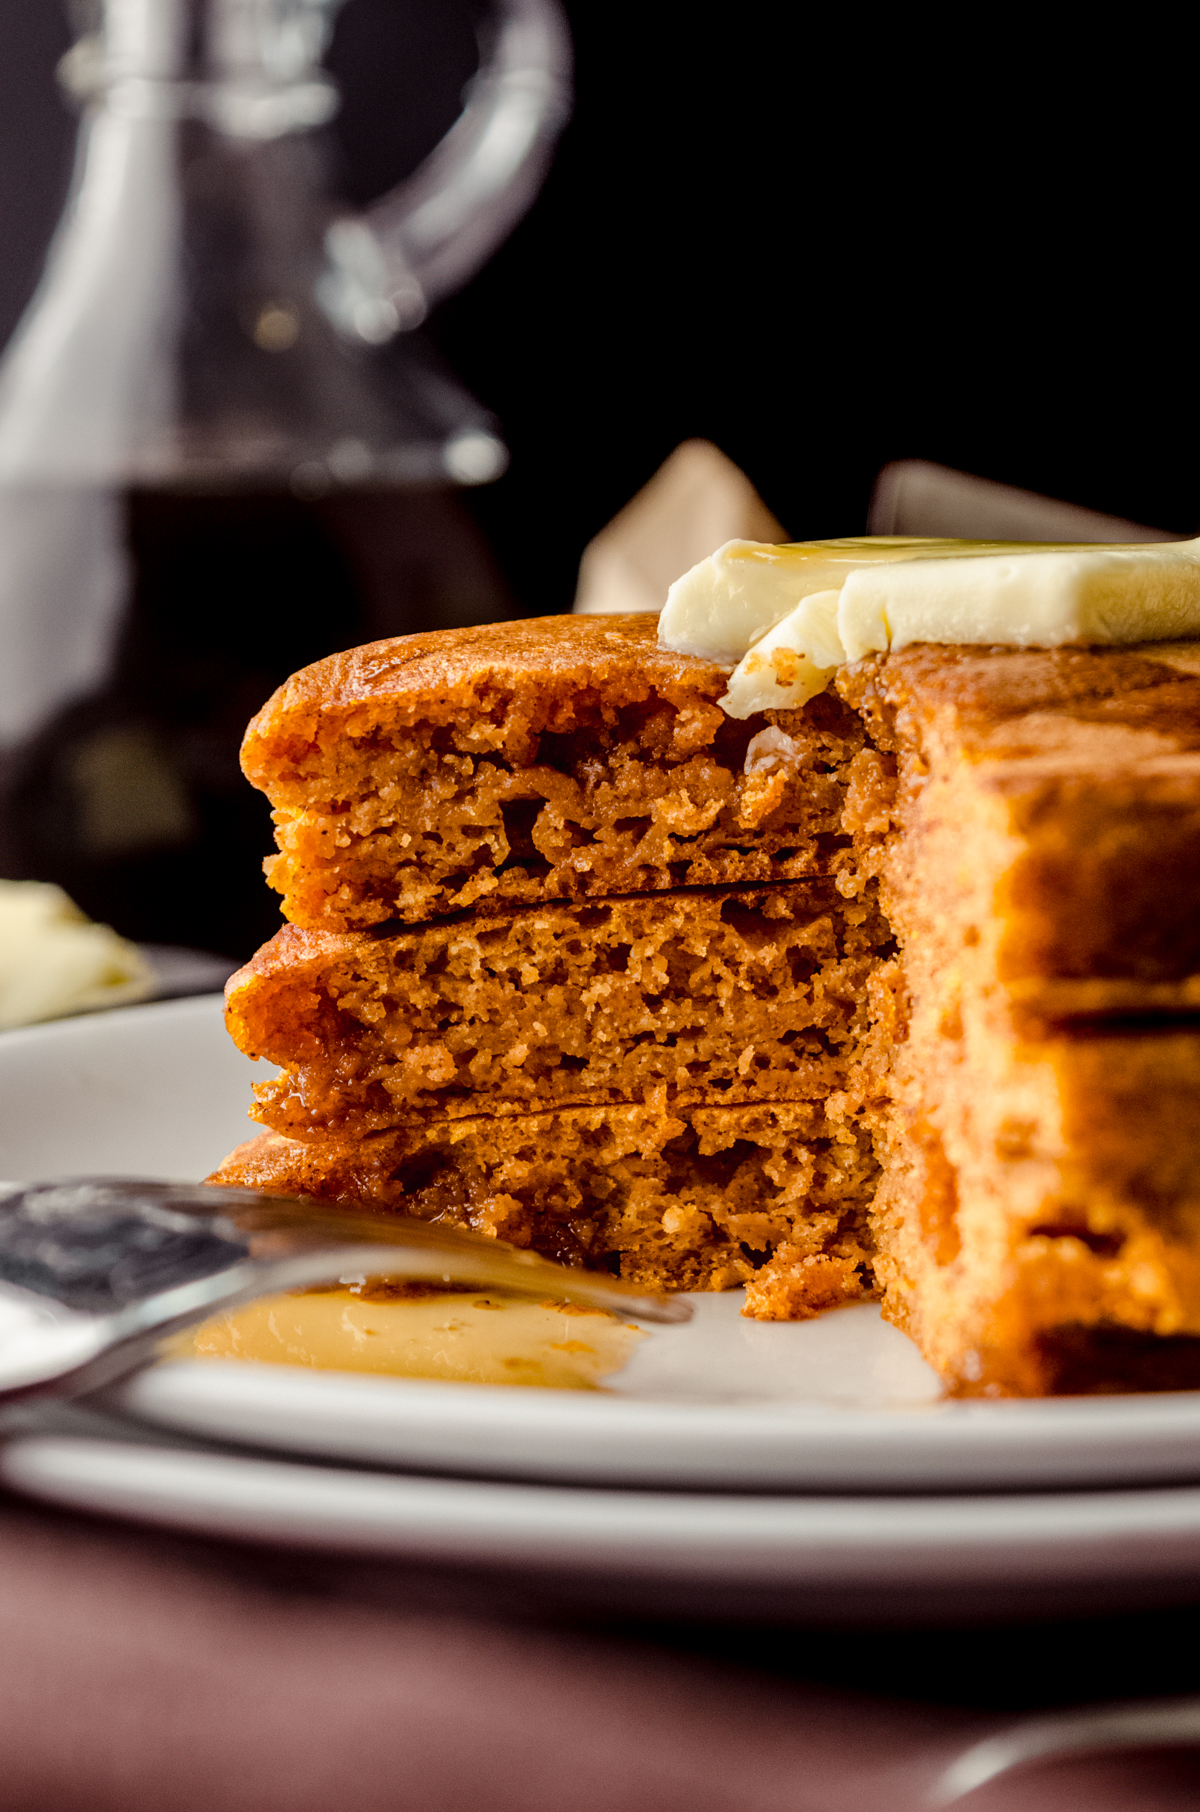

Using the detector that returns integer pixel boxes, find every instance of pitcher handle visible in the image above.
[319,0,572,342]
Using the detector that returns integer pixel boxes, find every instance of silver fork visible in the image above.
[932,1695,1200,1802]
[0,1178,689,1401]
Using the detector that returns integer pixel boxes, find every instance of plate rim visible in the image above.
[11,994,1200,1494]
[8,1426,1200,1606]
[111,1354,1200,1491]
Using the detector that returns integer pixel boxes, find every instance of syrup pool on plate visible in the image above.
[174,1288,647,1390]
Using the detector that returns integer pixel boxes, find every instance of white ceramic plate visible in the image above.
[7,1408,1200,1622]
[5,998,1200,1496]
[99,1306,1200,1491]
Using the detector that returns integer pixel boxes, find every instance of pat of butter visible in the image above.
[658,536,1200,718]
[0,879,153,1030]
[722,590,844,712]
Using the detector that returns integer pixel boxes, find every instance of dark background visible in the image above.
[2,0,1195,614]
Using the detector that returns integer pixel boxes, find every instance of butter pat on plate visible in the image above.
[0,880,153,1030]
[659,535,1200,716]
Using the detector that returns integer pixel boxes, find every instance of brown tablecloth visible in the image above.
[2,1490,1200,1810]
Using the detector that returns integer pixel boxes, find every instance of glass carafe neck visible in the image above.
[62,0,340,137]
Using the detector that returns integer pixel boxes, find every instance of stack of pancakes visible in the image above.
[214,614,1200,1395]
[215,615,892,1314]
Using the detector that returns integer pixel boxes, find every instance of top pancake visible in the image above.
[242,614,868,931]
[244,613,734,781]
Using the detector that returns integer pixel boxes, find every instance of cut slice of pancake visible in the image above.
[242,614,867,931]
[210,1099,879,1311]
[227,880,893,1136]
[221,619,1200,1395]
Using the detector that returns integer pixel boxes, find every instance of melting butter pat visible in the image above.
[723,589,844,712]
[659,536,1200,717]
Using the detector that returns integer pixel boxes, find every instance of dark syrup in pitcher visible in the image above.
[0,486,509,958]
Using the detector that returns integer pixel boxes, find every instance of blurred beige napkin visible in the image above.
[573,449,1180,626]
[573,441,787,616]
[867,460,1176,542]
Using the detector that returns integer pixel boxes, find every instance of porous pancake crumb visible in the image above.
[227,880,891,1135]
[211,1098,878,1309]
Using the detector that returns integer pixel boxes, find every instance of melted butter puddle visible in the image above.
[169,1289,647,1390]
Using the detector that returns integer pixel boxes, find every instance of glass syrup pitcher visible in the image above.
[0,0,570,957]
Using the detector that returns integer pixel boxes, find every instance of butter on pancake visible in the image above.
[660,535,1200,716]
